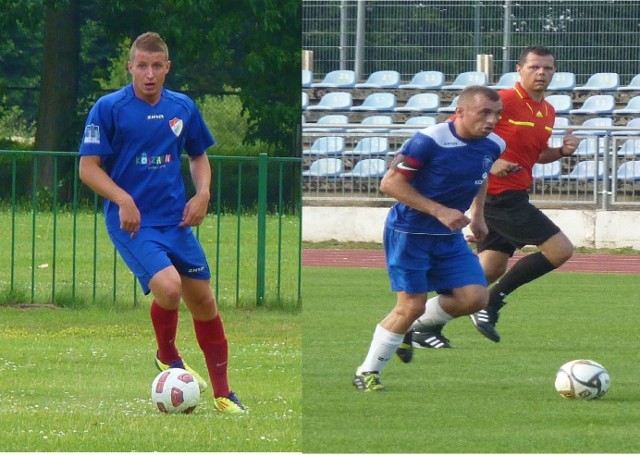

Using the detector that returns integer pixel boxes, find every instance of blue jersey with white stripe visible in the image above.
[79,84,214,231]
[386,121,505,234]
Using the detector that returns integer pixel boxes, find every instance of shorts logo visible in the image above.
[188,266,205,273]
[169,117,183,137]
[83,124,100,144]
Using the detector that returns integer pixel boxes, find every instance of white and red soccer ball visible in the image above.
[151,368,201,414]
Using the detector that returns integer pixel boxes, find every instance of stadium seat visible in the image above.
[546,94,573,114]
[615,160,640,181]
[573,117,613,136]
[341,158,387,178]
[343,137,390,157]
[489,72,519,90]
[304,114,349,133]
[355,70,401,89]
[613,95,640,115]
[346,115,393,133]
[437,95,459,113]
[617,74,640,91]
[399,71,445,90]
[350,92,396,112]
[612,117,640,136]
[390,116,437,135]
[560,160,605,180]
[574,72,619,91]
[553,116,569,134]
[573,137,608,157]
[311,70,356,88]
[440,71,488,90]
[569,94,615,115]
[393,93,440,113]
[547,72,576,91]
[302,69,312,88]
[615,139,640,157]
[302,92,309,110]
[532,161,562,180]
[302,136,346,157]
[302,158,344,178]
[306,91,353,111]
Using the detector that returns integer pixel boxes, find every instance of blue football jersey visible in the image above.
[79,85,215,231]
[386,121,505,234]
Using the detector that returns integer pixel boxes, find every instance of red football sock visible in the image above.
[194,315,230,398]
[150,300,180,365]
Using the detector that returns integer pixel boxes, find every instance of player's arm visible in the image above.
[466,180,489,243]
[181,152,211,227]
[79,155,140,235]
[537,129,581,164]
[381,154,470,231]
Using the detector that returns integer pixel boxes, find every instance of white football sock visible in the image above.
[357,324,404,374]
[411,295,453,331]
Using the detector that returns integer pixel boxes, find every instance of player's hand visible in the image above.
[180,193,209,227]
[118,201,141,238]
[467,218,488,243]
[490,158,522,177]
[561,129,580,156]
[434,206,471,231]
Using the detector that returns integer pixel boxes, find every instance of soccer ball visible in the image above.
[151,368,201,414]
[554,359,610,400]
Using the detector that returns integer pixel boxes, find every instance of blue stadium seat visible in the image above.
[355,70,401,89]
[618,74,640,91]
[399,71,445,90]
[394,93,440,113]
[306,91,353,111]
[437,95,459,113]
[569,94,615,115]
[547,72,576,91]
[489,72,519,90]
[302,92,309,110]
[546,94,573,114]
[573,137,608,157]
[553,116,569,134]
[390,116,437,135]
[440,71,488,90]
[302,158,344,178]
[311,70,356,88]
[350,92,396,112]
[346,115,394,133]
[615,160,640,181]
[302,69,312,88]
[532,161,562,180]
[615,139,640,157]
[302,136,346,157]
[612,117,640,136]
[573,117,613,136]
[574,72,619,91]
[613,96,640,115]
[343,137,390,157]
[304,114,349,133]
[341,158,387,178]
[560,160,605,180]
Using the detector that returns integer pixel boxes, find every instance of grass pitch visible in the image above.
[302,266,640,453]
[0,305,300,452]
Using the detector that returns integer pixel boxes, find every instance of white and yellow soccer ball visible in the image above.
[151,368,201,414]
[554,359,610,400]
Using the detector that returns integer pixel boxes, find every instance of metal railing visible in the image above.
[0,151,302,309]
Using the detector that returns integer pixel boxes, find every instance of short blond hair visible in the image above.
[130,32,169,61]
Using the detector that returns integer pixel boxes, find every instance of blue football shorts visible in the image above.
[108,225,211,295]
[384,227,487,295]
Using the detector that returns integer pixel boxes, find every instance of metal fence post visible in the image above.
[256,153,268,305]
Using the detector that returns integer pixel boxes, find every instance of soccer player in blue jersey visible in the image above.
[78,32,246,413]
[353,85,520,392]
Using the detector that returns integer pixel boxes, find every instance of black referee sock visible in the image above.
[487,252,557,310]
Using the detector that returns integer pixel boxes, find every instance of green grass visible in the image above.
[0,210,301,310]
[0,305,300,452]
[302,266,640,453]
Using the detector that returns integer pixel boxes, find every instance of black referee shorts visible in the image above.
[476,190,561,256]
